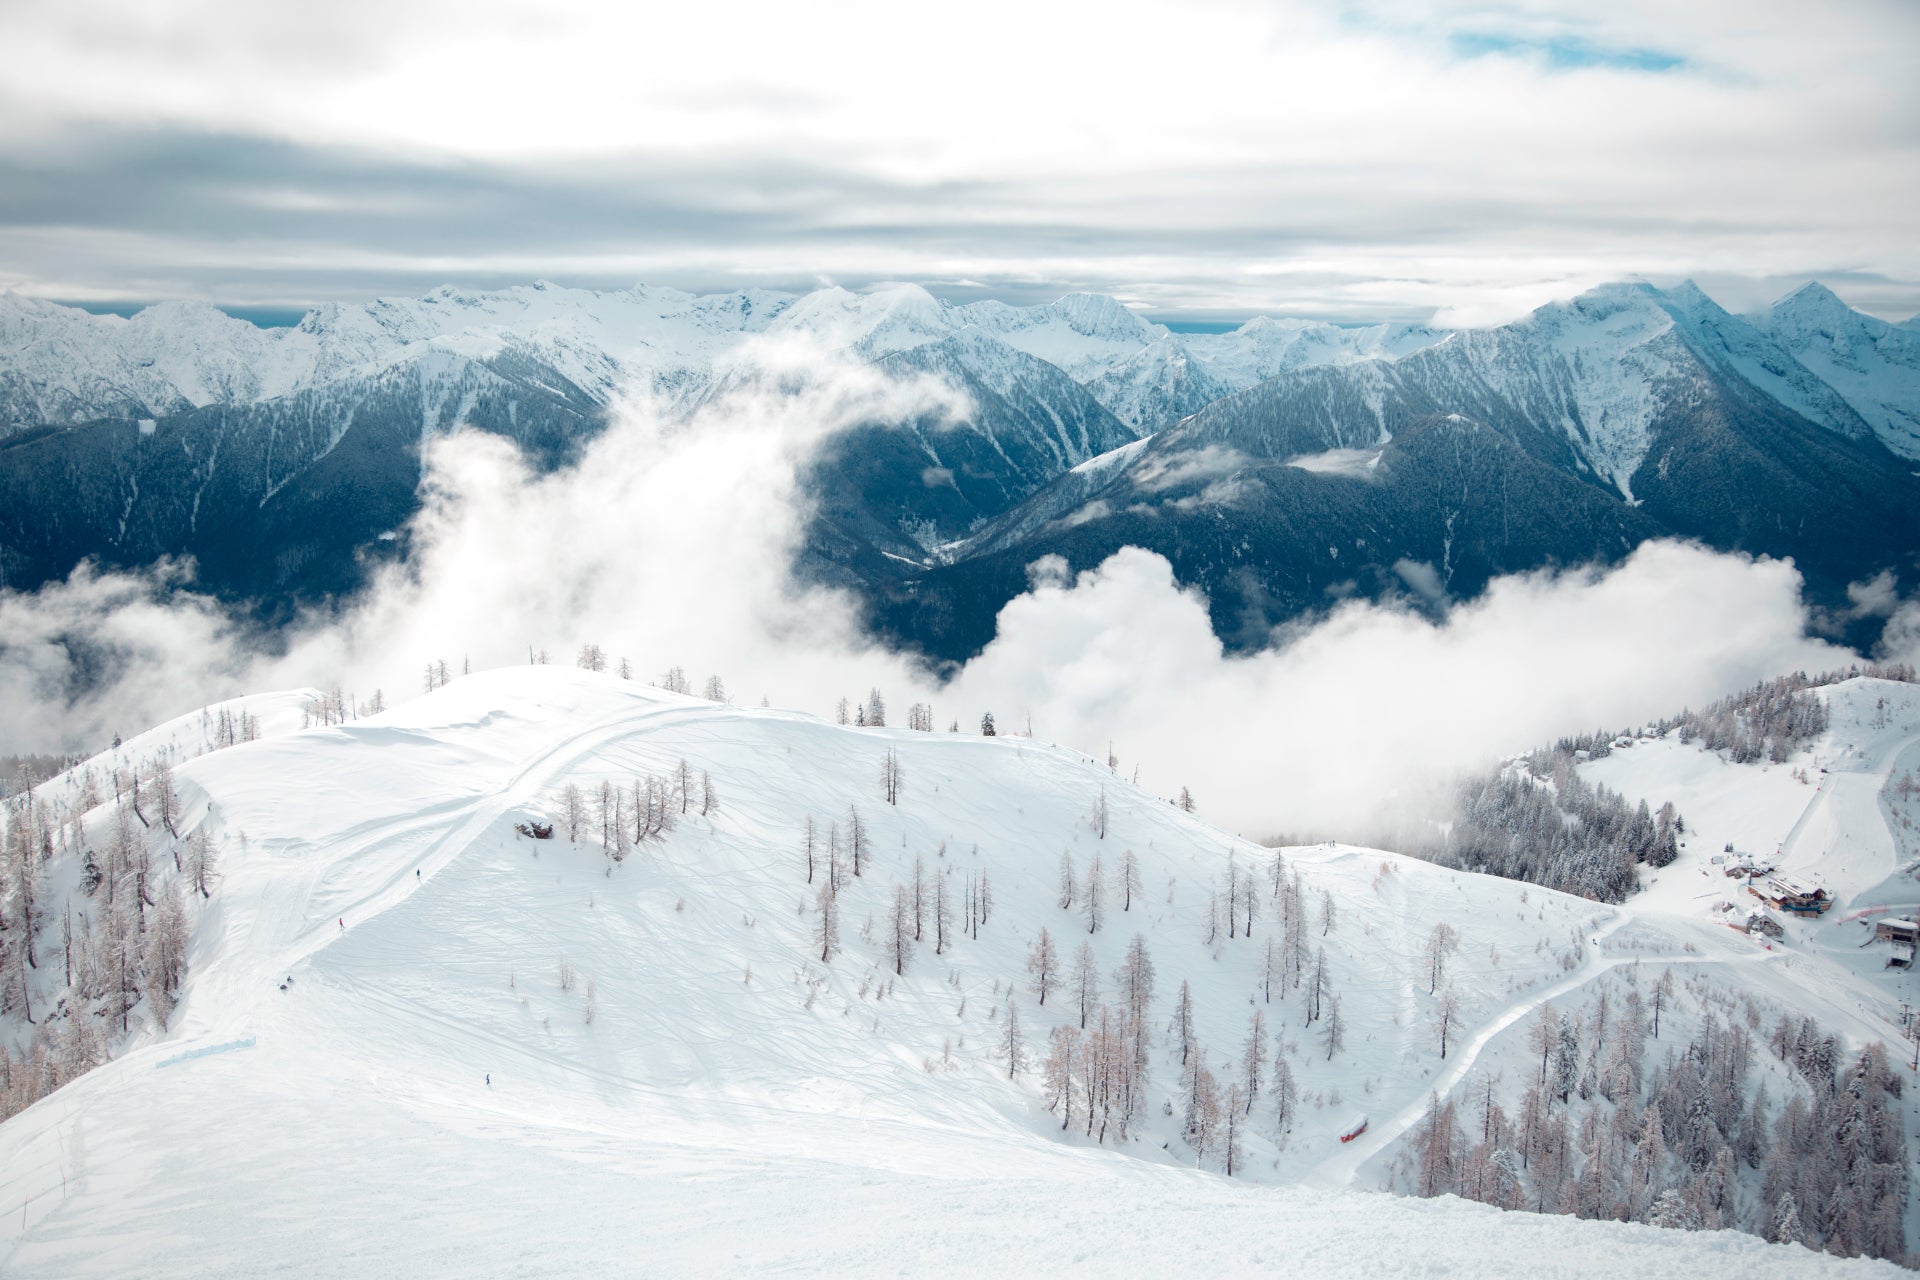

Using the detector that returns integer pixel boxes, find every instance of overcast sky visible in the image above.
[2,0,1916,325]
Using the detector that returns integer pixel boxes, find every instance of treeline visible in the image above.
[1409,987,1908,1265]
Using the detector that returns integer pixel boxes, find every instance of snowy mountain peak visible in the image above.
[1758,281,1920,460]
[1773,279,1851,316]
[1046,292,1161,341]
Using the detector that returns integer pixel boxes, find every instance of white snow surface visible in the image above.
[0,666,1908,1275]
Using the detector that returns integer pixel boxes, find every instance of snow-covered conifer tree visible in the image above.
[910,855,925,939]
[881,749,902,805]
[1082,852,1104,934]
[1119,849,1140,912]
[1174,980,1196,1065]
[1322,994,1345,1059]
[1223,1084,1244,1175]
[814,877,840,963]
[186,827,217,899]
[1027,928,1059,1005]
[887,884,913,976]
[1272,1048,1297,1143]
[1071,940,1099,1030]
[1424,922,1461,994]
[1044,1025,1080,1130]
[846,806,868,877]
[1434,985,1462,1059]
[1241,1010,1265,1110]
[562,784,586,843]
[1116,934,1155,1025]
[932,871,952,955]
[152,757,180,840]
[1182,1049,1220,1165]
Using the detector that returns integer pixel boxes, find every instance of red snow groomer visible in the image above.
[1339,1116,1369,1144]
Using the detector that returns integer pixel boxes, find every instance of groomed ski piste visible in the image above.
[0,666,1908,1276]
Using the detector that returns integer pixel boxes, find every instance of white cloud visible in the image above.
[0,352,1870,846]
[947,540,1850,837]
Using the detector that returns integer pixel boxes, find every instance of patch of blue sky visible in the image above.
[1448,31,1691,73]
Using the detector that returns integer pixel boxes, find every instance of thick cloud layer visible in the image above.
[1,0,1916,321]
[0,352,1881,838]
[949,544,1850,836]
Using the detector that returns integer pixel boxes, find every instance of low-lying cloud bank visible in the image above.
[0,352,1902,838]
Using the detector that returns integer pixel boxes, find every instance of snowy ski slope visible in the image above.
[0,667,1906,1276]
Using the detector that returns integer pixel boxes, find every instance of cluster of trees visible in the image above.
[556,759,716,863]
[200,706,262,750]
[301,688,386,728]
[836,689,889,727]
[1409,984,1909,1265]
[0,753,215,1123]
[1028,849,1348,1173]
[1425,756,1680,903]
[422,657,472,691]
[1052,847,1142,936]
[1664,663,1914,765]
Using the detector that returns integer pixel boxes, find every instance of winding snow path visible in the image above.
[1304,911,1783,1189]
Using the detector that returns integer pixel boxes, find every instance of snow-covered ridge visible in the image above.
[6,277,1913,482]
[0,281,1453,438]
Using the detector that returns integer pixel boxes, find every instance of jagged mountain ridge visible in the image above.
[867,282,1920,660]
[0,280,1455,604]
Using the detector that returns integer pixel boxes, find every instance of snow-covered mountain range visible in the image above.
[1,278,1916,660]
[0,664,1914,1273]
[0,282,1449,439]
[878,281,1920,656]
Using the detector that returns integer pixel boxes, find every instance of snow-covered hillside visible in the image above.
[1585,677,1920,999]
[0,667,1909,1274]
